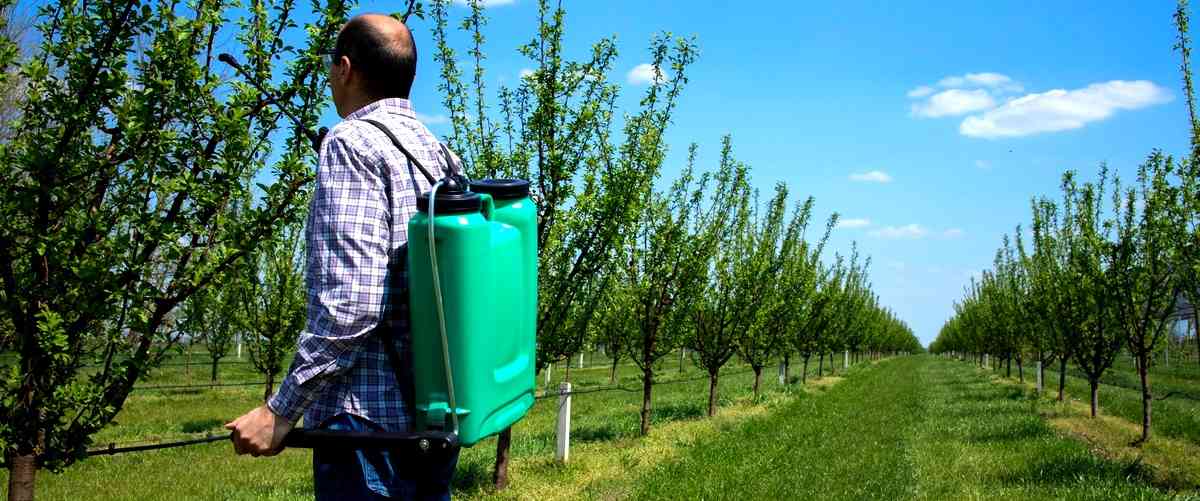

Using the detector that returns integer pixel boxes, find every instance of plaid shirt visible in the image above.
[268,98,460,431]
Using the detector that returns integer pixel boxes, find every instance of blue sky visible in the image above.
[334,0,1190,346]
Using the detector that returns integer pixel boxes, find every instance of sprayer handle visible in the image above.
[282,428,459,456]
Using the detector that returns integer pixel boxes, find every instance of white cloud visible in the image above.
[906,85,934,98]
[416,112,450,125]
[959,80,1172,139]
[870,224,928,239]
[937,72,1023,93]
[627,63,668,86]
[911,89,996,118]
[519,68,534,79]
[836,218,871,229]
[452,0,515,6]
[942,228,965,238]
[849,170,893,183]
[974,160,991,170]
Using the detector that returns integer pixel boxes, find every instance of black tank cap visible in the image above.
[417,175,481,215]
[469,179,530,200]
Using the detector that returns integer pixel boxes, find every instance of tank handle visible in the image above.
[479,193,496,221]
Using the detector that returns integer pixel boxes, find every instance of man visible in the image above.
[226,14,461,500]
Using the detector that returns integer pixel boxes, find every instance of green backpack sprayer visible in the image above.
[279,122,537,456]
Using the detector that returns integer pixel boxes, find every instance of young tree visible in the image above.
[803,259,843,379]
[735,184,792,398]
[593,271,634,385]
[1068,170,1127,418]
[685,138,751,416]
[826,247,870,368]
[1108,153,1181,443]
[620,148,727,435]
[179,278,242,382]
[777,207,834,385]
[239,227,305,402]
[428,0,698,486]
[1031,195,1087,400]
[0,1,344,497]
[1016,219,1059,394]
[1173,1,1200,369]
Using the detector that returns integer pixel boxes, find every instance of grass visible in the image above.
[969,358,1200,490]
[0,351,846,500]
[630,357,1190,500]
[990,360,1200,447]
[3,354,1194,500]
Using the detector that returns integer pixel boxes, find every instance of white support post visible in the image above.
[1036,360,1043,393]
[579,352,585,369]
[556,382,571,463]
[778,360,785,385]
[844,350,849,369]
[236,331,242,359]
[545,363,552,388]
[984,353,989,367]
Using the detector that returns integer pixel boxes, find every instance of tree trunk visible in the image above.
[1089,378,1100,418]
[639,366,653,436]
[1037,351,1045,392]
[1136,353,1152,444]
[1017,354,1024,383]
[492,427,511,490]
[802,354,810,384]
[707,372,719,417]
[263,372,275,402]
[1057,356,1068,402]
[783,353,790,383]
[752,366,763,398]
[1005,356,1011,378]
[609,355,619,385]
[564,358,571,382]
[7,453,36,501]
[1193,318,1199,367]
[679,349,685,374]
[828,352,836,375]
[817,352,824,379]
[211,357,220,383]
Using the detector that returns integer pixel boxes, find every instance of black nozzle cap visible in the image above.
[417,175,481,215]
[469,179,530,200]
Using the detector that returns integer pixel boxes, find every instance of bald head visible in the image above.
[336,14,417,99]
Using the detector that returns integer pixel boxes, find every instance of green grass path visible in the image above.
[631,356,1184,500]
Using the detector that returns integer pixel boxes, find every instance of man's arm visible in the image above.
[229,131,392,454]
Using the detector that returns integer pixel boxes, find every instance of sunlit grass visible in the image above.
[630,357,1184,500]
[0,350,841,500]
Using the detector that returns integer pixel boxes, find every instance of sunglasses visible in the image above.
[318,50,340,72]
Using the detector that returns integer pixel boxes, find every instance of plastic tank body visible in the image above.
[407,178,536,447]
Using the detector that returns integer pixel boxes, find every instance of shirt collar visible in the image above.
[344,98,417,121]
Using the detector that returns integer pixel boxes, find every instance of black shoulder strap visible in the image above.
[357,118,431,424]
[437,142,460,176]
[360,118,440,184]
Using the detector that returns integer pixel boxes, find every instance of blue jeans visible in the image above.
[312,414,459,500]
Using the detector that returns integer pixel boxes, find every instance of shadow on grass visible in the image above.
[180,418,224,434]
[649,401,704,424]
[451,458,492,492]
[995,452,1155,487]
[574,423,626,443]
[964,417,1046,444]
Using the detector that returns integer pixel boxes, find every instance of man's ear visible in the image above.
[335,55,353,85]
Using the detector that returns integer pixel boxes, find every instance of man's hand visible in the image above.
[226,405,293,457]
